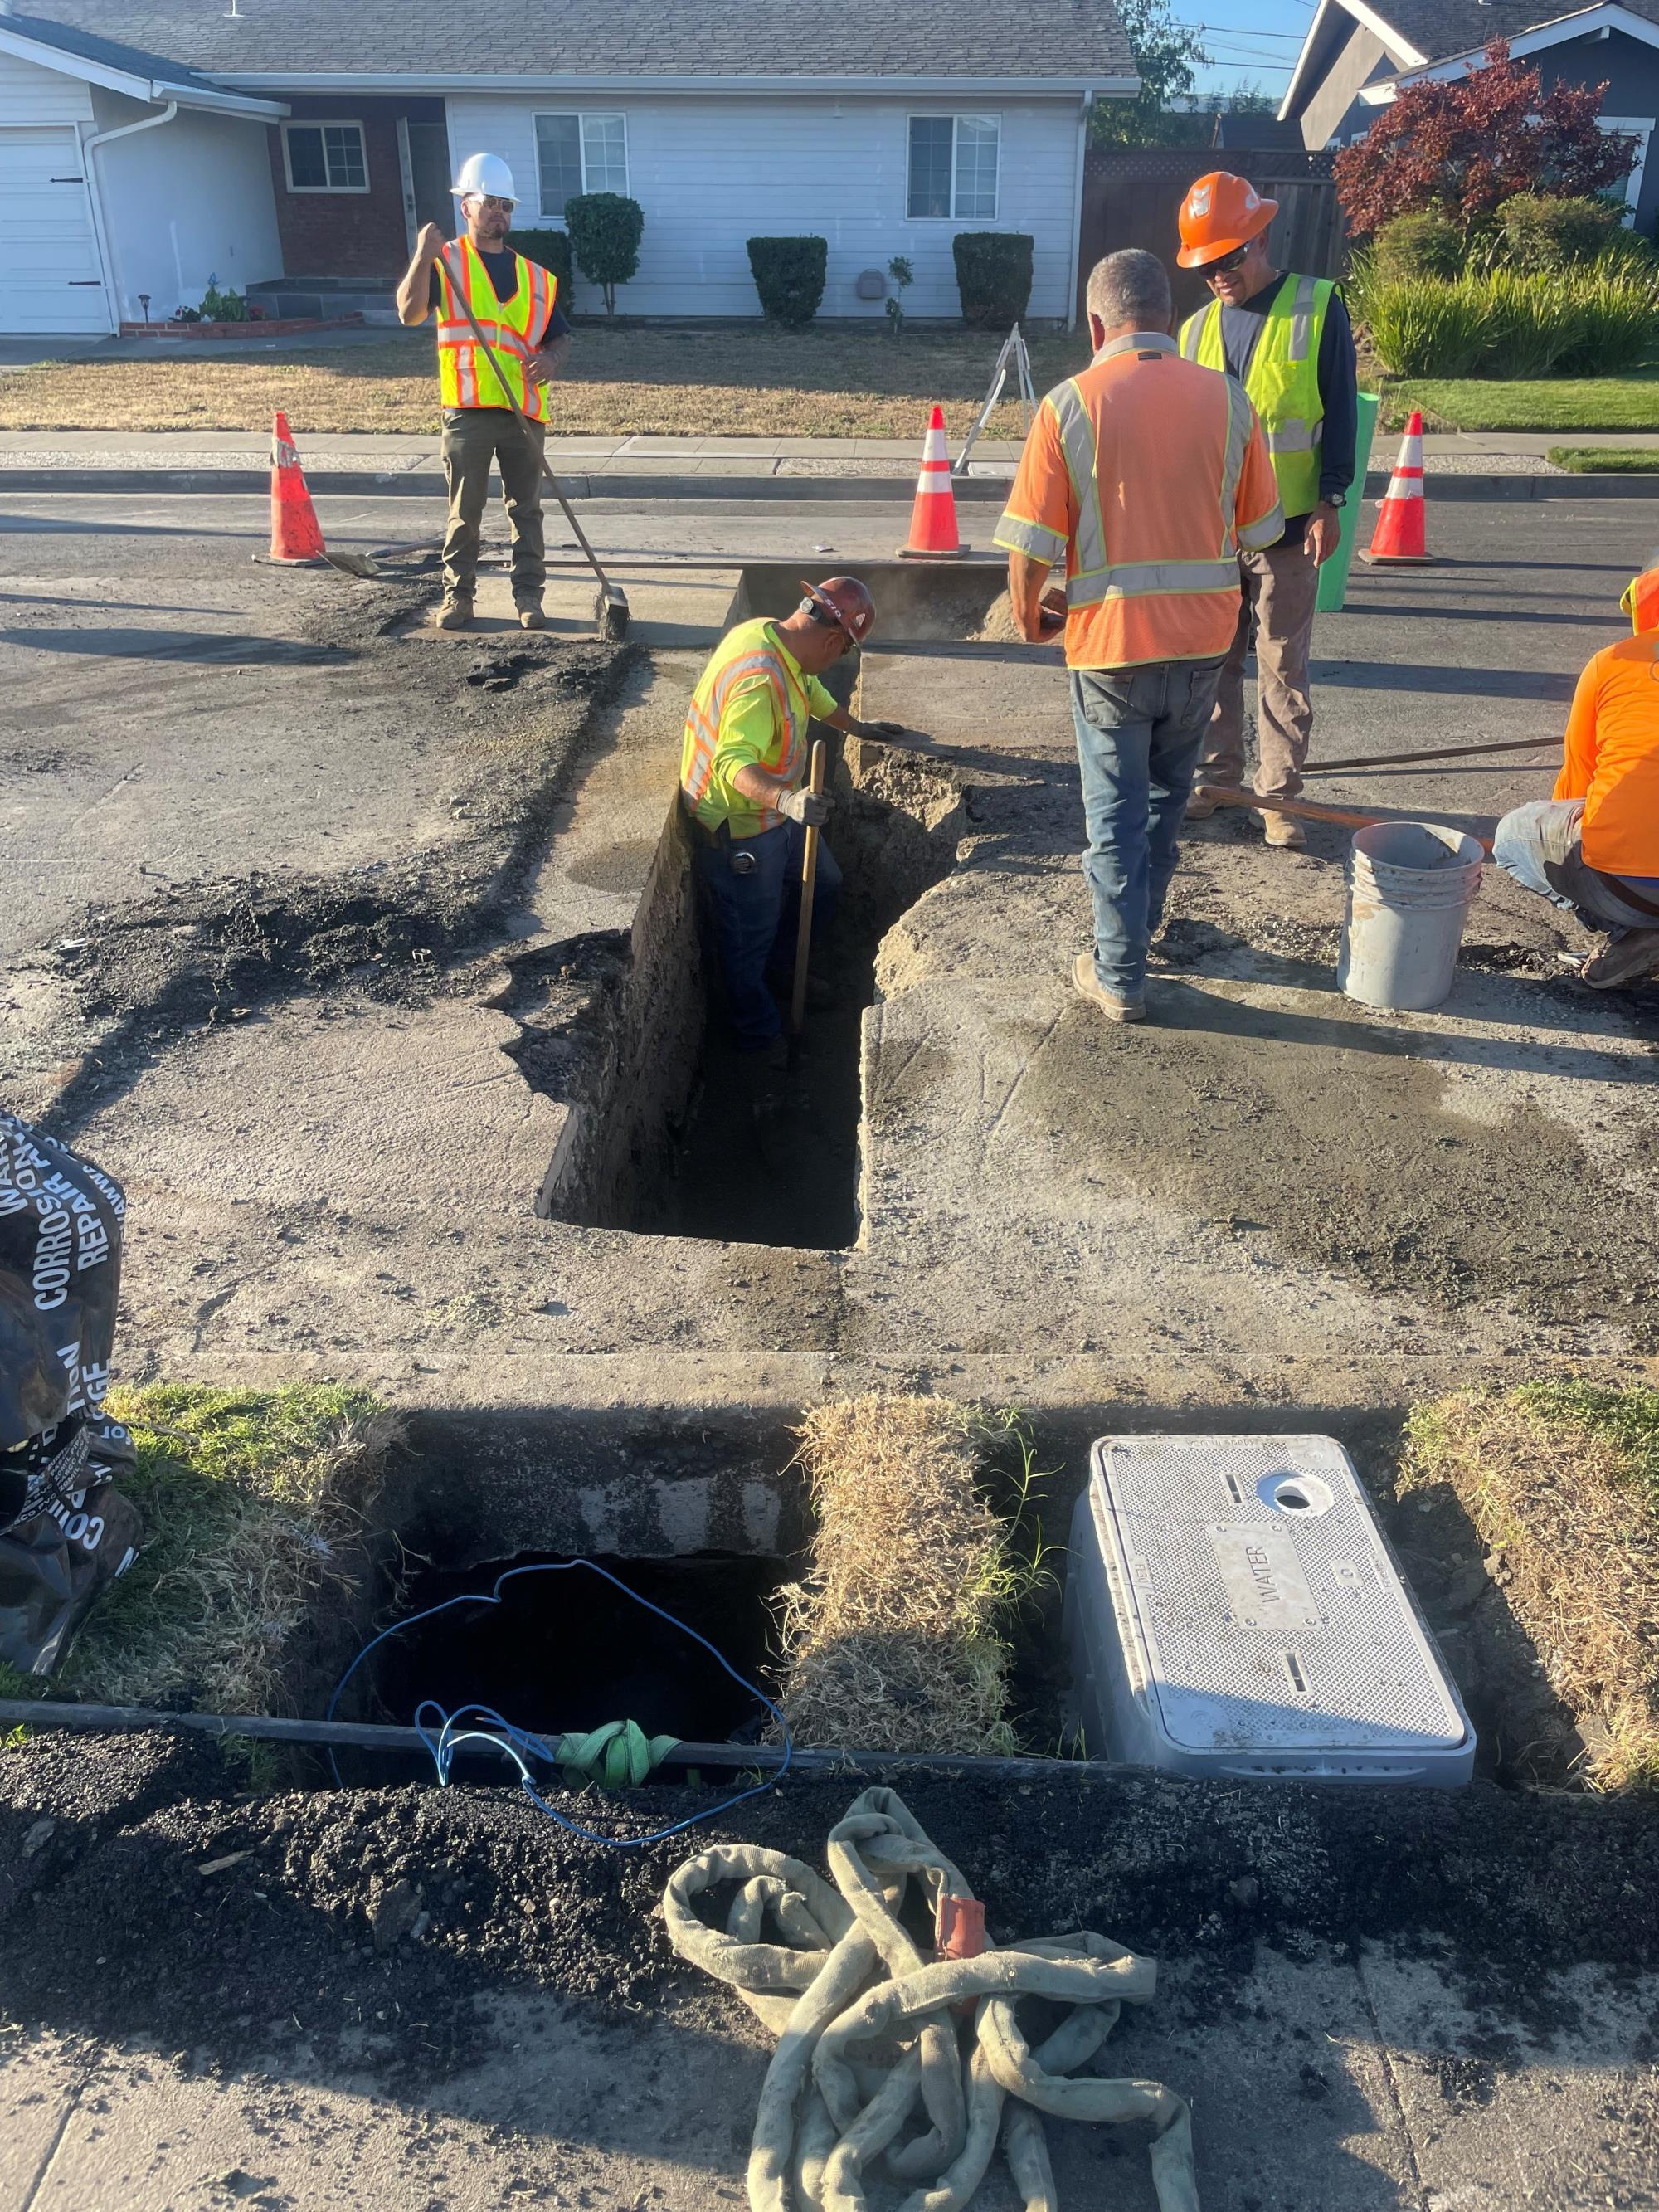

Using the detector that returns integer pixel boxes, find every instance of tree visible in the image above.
[1090,0,1209,148]
[1334,41,1637,241]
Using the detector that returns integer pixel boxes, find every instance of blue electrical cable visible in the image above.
[324,1557,793,1847]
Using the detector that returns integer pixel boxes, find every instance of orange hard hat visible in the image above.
[800,574,876,646]
[1623,555,1659,632]
[1176,171,1279,269]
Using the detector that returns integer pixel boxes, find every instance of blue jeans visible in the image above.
[694,819,842,1050]
[1492,799,1659,937]
[1072,659,1225,998]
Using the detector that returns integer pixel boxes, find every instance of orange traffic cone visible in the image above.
[266,410,327,565]
[897,404,967,559]
[1360,412,1436,566]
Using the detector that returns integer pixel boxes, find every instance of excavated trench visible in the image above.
[534,563,987,1250]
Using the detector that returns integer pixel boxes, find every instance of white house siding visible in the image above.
[0,46,94,124]
[88,87,285,322]
[444,92,1084,320]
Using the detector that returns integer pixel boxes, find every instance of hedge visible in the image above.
[747,236,829,328]
[952,233,1034,329]
[511,227,574,300]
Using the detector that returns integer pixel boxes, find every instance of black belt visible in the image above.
[1589,865,1659,923]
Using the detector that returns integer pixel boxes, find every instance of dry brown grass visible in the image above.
[773,1394,1039,1756]
[1401,1381,1659,1790]
[0,324,1081,439]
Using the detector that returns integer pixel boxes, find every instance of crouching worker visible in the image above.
[679,578,902,1099]
[1493,560,1659,991]
[0,1110,140,1676]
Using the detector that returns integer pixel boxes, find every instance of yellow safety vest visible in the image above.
[435,238,557,418]
[680,619,820,836]
[1180,274,1333,519]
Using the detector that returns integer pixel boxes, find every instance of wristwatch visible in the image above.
[1326,492,1347,509]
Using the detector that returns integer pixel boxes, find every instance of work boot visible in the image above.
[1581,928,1659,989]
[516,599,547,631]
[1256,807,1307,850]
[434,595,474,632]
[1184,787,1219,821]
[1073,952,1145,1025]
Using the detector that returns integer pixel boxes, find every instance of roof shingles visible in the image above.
[16,0,1135,81]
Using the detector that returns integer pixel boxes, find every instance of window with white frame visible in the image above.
[1599,116,1654,224]
[907,114,1000,221]
[282,121,369,193]
[534,113,630,218]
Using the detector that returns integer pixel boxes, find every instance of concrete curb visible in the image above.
[3,465,1657,502]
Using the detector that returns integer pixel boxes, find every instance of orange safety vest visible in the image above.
[680,618,819,835]
[995,333,1285,670]
[435,239,556,418]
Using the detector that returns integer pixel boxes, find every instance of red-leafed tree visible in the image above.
[1334,41,1637,240]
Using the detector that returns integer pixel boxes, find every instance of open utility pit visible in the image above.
[567,563,991,1251]
[358,1550,791,1751]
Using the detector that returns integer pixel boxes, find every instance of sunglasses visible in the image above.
[474,196,515,213]
[1204,245,1252,279]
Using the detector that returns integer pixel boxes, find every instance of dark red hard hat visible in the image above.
[800,574,876,645]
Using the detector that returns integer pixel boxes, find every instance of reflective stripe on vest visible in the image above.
[1180,274,1332,517]
[436,241,555,419]
[1044,376,1243,613]
[680,622,814,829]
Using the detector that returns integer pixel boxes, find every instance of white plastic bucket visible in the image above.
[1337,820,1484,1012]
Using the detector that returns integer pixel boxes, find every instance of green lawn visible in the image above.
[1548,445,1659,471]
[1395,373,1659,432]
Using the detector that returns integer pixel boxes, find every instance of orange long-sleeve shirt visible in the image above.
[1555,636,1659,879]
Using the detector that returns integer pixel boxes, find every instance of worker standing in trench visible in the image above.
[995,250,1282,1024]
[395,153,572,633]
[1491,557,1659,990]
[679,579,904,1109]
[1173,171,1359,848]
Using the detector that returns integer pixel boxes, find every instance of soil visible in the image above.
[5,1732,1658,2091]
[14,551,632,1141]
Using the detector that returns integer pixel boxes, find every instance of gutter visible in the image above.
[216,71,1143,97]
[82,98,178,331]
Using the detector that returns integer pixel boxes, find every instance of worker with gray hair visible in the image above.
[396,153,572,632]
[995,249,1283,1021]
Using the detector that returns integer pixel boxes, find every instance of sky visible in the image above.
[1177,0,1321,102]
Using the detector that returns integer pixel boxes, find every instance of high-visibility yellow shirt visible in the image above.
[995,333,1283,671]
[680,619,838,837]
[435,238,557,419]
[1555,635,1659,879]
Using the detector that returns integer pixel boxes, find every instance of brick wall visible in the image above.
[267,99,417,279]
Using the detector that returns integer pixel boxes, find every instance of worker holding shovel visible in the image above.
[395,153,572,632]
[680,579,903,1111]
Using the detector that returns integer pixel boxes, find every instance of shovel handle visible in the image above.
[1197,783,1495,856]
[790,740,829,1037]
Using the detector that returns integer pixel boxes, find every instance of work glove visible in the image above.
[777,787,829,828]
[862,719,907,739]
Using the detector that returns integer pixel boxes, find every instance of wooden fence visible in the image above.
[1078,149,1347,327]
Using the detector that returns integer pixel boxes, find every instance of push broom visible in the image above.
[440,251,630,642]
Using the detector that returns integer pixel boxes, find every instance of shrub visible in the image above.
[1598,227,1659,276]
[564,192,644,314]
[746,236,829,329]
[1361,267,1659,378]
[1497,192,1623,271]
[511,226,574,300]
[1372,211,1466,283]
[953,232,1034,329]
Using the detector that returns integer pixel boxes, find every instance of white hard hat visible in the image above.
[451,152,516,202]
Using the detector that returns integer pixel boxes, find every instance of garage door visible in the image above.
[0,128,111,334]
